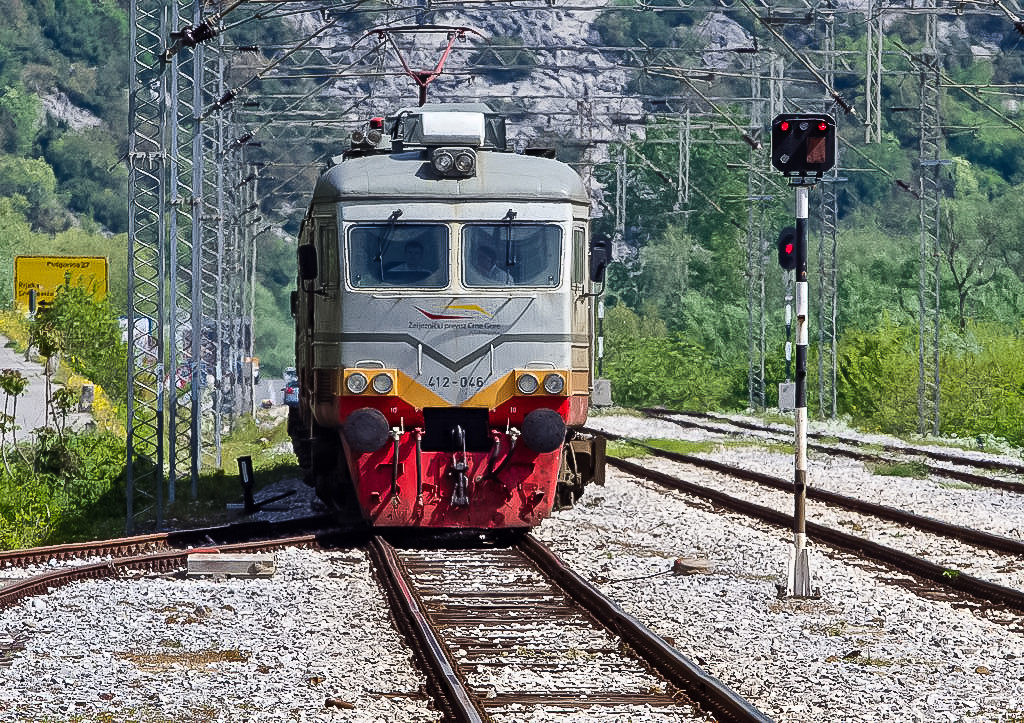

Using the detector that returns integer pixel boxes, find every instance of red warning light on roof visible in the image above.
[369,117,384,129]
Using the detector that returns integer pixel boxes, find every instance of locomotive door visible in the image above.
[570,225,593,398]
[312,217,338,364]
[298,217,337,413]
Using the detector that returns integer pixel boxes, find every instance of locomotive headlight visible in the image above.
[351,129,365,144]
[454,150,476,174]
[431,147,476,178]
[432,149,454,173]
[516,373,539,395]
[366,129,382,145]
[371,373,394,394]
[346,372,368,394]
[542,373,565,395]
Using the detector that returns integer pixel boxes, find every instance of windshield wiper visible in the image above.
[503,208,517,268]
[373,209,403,278]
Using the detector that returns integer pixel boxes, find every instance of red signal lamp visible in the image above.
[780,120,790,131]
[817,121,828,131]
[777,227,798,270]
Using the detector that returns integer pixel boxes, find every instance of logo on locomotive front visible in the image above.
[414,304,492,320]
[409,303,504,332]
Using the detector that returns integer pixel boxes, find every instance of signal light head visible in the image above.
[777,227,798,271]
[770,113,837,178]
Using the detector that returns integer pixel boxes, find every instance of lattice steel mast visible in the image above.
[126,0,168,533]
[917,6,942,436]
[816,11,839,419]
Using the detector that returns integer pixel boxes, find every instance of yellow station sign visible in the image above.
[14,255,109,311]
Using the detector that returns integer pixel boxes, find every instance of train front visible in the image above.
[293,105,604,530]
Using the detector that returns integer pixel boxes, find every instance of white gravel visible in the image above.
[586,413,1024,589]
[554,413,1024,722]
[0,547,438,722]
[3,411,1023,721]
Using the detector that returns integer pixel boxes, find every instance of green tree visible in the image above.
[32,284,128,402]
[0,84,39,155]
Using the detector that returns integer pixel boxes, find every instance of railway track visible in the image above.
[370,534,772,722]
[639,407,1024,494]
[586,428,1024,615]
[0,514,339,569]
[3,520,771,721]
[0,515,357,610]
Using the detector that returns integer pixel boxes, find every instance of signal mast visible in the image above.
[770,113,836,598]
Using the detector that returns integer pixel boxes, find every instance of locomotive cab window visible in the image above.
[347,224,449,288]
[572,226,586,287]
[463,223,561,288]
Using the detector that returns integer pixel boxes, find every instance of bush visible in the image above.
[837,317,1024,445]
[0,428,126,549]
[33,284,128,402]
[605,333,742,411]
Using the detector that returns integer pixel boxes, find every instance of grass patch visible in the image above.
[587,406,644,418]
[1,410,302,547]
[737,439,793,455]
[645,438,719,455]
[606,440,651,458]
[937,480,982,491]
[865,460,930,478]
[69,707,221,723]
[159,412,302,531]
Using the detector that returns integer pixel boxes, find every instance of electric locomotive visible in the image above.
[288,103,607,530]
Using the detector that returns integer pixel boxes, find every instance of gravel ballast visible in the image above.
[0,547,438,722]
[2,412,1023,721]
[559,413,1024,722]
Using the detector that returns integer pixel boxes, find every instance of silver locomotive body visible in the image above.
[290,105,606,529]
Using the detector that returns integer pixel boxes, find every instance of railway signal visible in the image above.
[771,114,836,179]
[776,227,798,271]
[771,113,833,600]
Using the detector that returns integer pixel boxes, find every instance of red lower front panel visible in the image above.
[346,431,561,529]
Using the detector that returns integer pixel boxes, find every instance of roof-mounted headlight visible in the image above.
[431,147,476,178]
[432,149,454,173]
[454,150,476,174]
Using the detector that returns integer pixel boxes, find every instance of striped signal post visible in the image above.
[787,184,815,598]
[771,113,836,599]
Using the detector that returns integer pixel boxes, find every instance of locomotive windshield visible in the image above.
[347,224,449,288]
[463,224,561,288]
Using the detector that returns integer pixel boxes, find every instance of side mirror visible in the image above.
[298,245,318,281]
[589,235,611,284]
[290,290,298,318]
